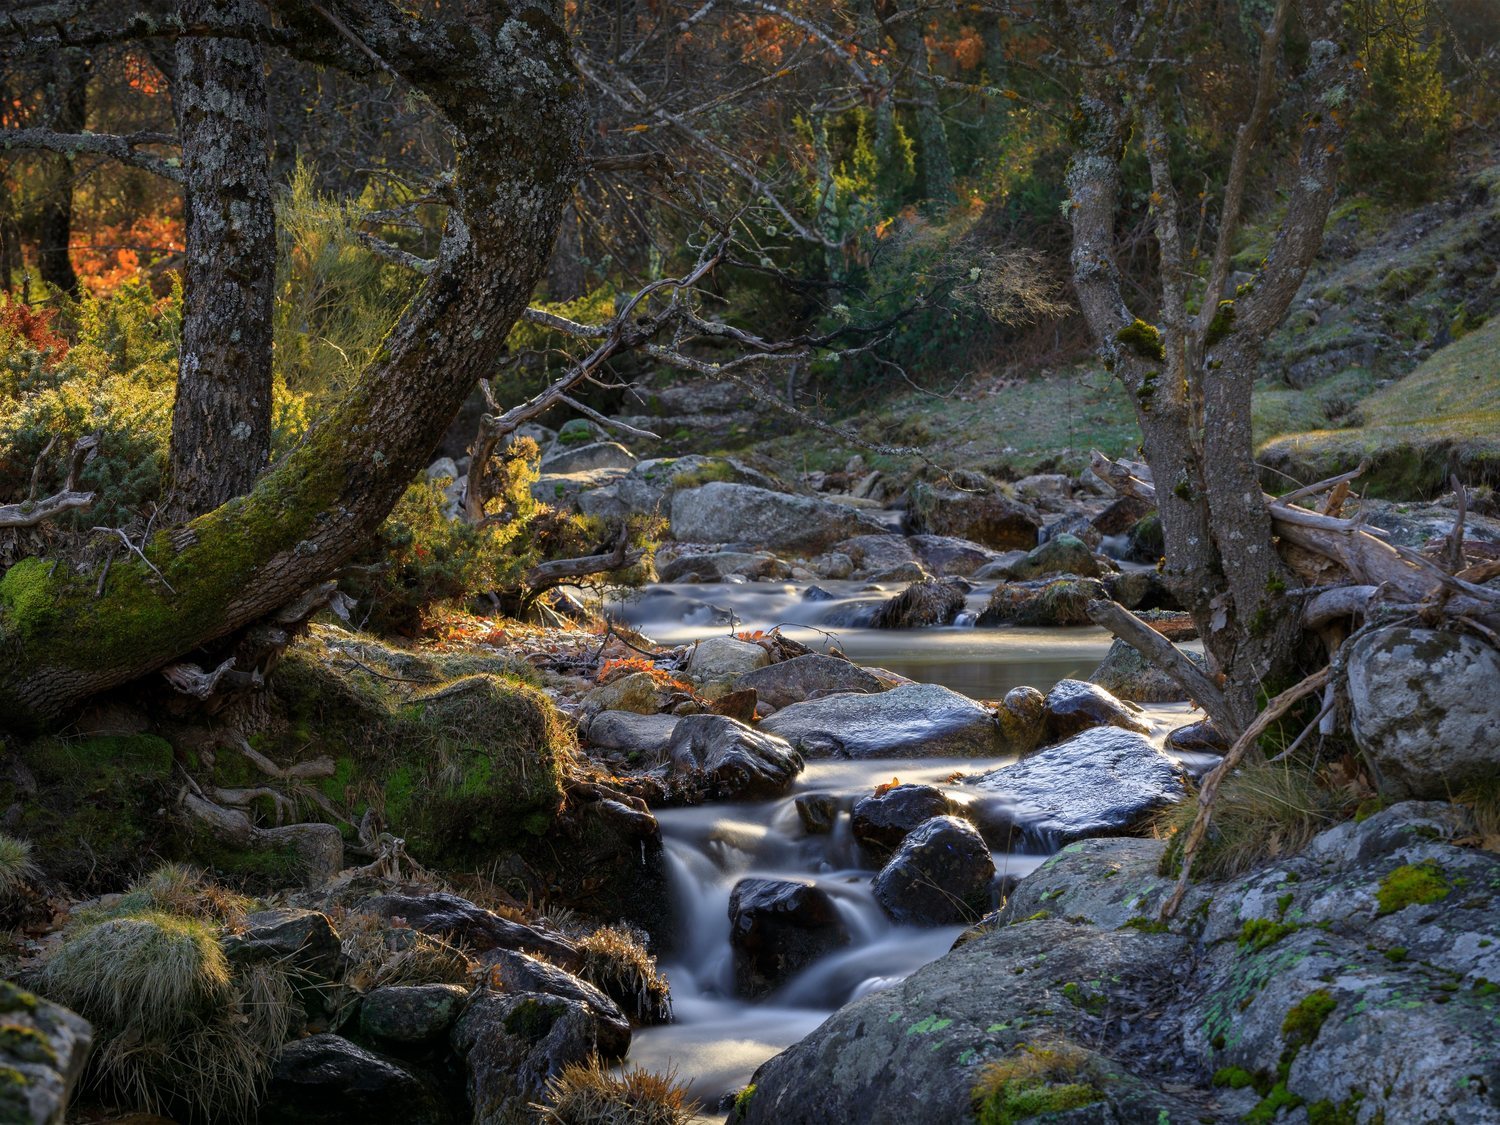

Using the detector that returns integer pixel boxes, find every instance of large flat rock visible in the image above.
[670,482,889,555]
[759,682,1002,758]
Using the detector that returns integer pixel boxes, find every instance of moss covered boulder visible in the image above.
[0,981,93,1125]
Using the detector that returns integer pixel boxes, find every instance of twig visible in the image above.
[91,524,175,592]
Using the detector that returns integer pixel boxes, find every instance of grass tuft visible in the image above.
[575,925,673,1025]
[535,1057,700,1124]
[0,835,37,897]
[971,1040,1103,1125]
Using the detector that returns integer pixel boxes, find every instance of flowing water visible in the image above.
[603,580,1199,1113]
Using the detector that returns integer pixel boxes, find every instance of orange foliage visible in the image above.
[932,26,986,70]
[73,210,184,295]
[0,303,69,363]
[872,777,902,798]
[596,656,693,694]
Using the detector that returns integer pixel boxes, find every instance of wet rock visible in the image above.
[866,561,930,584]
[261,1034,444,1125]
[1165,719,1229,755]
[686,635,772,680]
[760,682,1004,759]
[711,688,759,723]
[1000,534,1105,581]
[585,711,679,759]
[1088,638,1207,703]
[362,892,578,966]
[907,534,1000,577]
[1347,626,1500,799]
[478,948,631,1060]
[1040,513,1103,550]
[851,784,958,854]
[540,440,637,474]
[810,552,855,579]
[359,984,469,1047]
[665,715,804,800]
[0,981,92,1125]
[904,484,1041,551]
[1091,495,1153,537]
[1126,512,1164,562]
[729,878,851,998]
[222,908,341,980]
[451,992,603,1125]
[998,685,1047,755]
[1103,569,1179,611]
[671,483,887,555]
[735,653,888,712]
[867,578,966,629]
[657,551,790,583]
[975,577,1107,626]
[584,671,660,715]
[871,816,995,925]
[802,585,839,602]
[966,727,1186,850]
[1043,678,1149,742]
[795,793,840,835]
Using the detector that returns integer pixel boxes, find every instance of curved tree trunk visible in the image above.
[0,0,586,728]
[166,0,276,519]
[36,50,87,295]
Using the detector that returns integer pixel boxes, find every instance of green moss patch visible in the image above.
[1377,862,1450,915]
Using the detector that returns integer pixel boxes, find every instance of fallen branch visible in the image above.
[1160,666,1331,919]
[0,434,98,528]
[1086,598,1236,736]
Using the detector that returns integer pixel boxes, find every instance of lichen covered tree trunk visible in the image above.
[166,0,277,519]
[0,0,587,727]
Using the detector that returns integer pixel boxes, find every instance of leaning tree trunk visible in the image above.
[166,0,276,519]
[36,49,87,295]
[0,0,586,728]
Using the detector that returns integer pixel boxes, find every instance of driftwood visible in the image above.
[0,435,98,528]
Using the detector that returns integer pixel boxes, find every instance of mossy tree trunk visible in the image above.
[0,0,586,728]
[1057,0,1358,729]
[166,0,276,519]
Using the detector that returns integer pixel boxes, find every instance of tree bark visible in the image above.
[166,0,276,519]
[36,50,87,295]
[0,0,586,728]
[888,7,953,204]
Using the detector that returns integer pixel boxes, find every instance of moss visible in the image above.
[1019,910,1051,923]
[0,1023,56,1065]
[1383,946,1408,963]
[1116,318,1165,362]
[0,1066,30,1118]
[671,460,737,489]
[1376,862,1450,915]
[1212,1066,1257,1089]
[1122,916,1169,933]
[1246,1082,1303,1123]
[1060,981,1106,1013]
[0,985,37,1015]
[1238,918,1298,952]
[733,1084,756,1116]
[1205,300,1236,347]
[504,997,564,1041]
[1308,1093,1364,1125]
[1282,989,1337,1052]
[976,1080,1101,1125]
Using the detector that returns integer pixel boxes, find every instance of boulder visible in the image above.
[907,534,1000,577]
[584,711,679,759]
[905,483,1041,550]
[540,440,637,474]
[1126,512,1164,562]
[1347,627,1500,799]
[1042,678,1149,742]
[851,784,958,854]
[1103,569,1179,611]
[865,560,930,584]
[1040,513,1103,550]
[794,793,840,835]
[1165,719,1229,755]
[1000,534,1105,581]
[867,579,966,629]
[1091,495,1153,537]
[1088,638,1207,703]
[671,483,888,555]
[361,892,578,966]
[729,878,851,998]
[359,984,469,1047]
[0,981,92,1125]
[734,654,889,710]
[450,992,603,1125]
[425,456,459,482]
[590,455,777,521]
[222,908,341,980]
[261,1035,444,1125]
[686,635,772,680]
[478,948,631,1060]
[871,816,995,925]
[966,727,1186,850]
[759,682,1004,759]
[532,466,631,508]
[1012,473,1074,509]
[657,551,790,583]
[665,715,804,800]
[975,577,1107,626]
[711,688,759,723]
[583,671,660,716]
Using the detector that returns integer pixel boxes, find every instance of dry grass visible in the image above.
[1457,779,1500,852]
[334,910,476,1023]
[102,863,255,927]
[575,925,673,1025]
[535,1058,699,1125]
[0,834,37,897]
[1155,761,1345,881]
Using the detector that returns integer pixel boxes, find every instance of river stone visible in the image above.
[477,948,631,1060]
[540,440,637,474]
[734,654,888,710]
[600,456,776,520]
[1000,534,1105,581]
[0,981,92,1125]
[222,907,341,980]
[532,466,630,508]
[851,784,958,854]
[907,534,1000,577]
[729,878,851,999]
[450,992,601,1125]
[827,534,916,577]
[657,551,789,583]
[1088,637,1207,703]
[866,578,966,629]
[1165,719,1228,755]
[671,483,888,555]
[966,728,1186,850]
[1346,626,1500,799]
[585,711,679,759]
[871,816,995,925]
[794,793,840,835]
[976,576,1107,626]
[1091,495,1153,537]
[905,483,1042,551]
[1042,678,1149,741]
[361,891,578,967]
[359,984,469,1046]
[1104,569,1179,611]
[686,635,771,680]
[759,682,1002,759]
[665,715,804,800]
[584,671,660,715]
[262,1034,444,1124]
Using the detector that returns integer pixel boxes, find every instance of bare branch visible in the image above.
[0,128,183,182]
[1087,598,1236,735]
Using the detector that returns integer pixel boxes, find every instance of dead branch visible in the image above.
[1086,598,1236,735]
[524,533,643,590]
[1160,666,1331,919]
[0,434,98,528]
[0,127,184,183]
[161,657,239,699]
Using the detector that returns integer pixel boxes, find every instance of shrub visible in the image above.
[535,1058,699,1125]
[575,925,673,1025]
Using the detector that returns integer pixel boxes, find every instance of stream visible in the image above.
[603,580,1202,1113]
